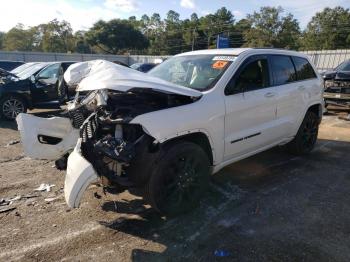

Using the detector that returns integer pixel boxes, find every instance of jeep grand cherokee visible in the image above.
[17,48,323,216]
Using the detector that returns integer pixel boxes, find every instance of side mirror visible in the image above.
[30,75,36,83]
[36,76,49,81]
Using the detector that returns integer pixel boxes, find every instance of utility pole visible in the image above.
[192,27,196,51]
[207,27,210,49]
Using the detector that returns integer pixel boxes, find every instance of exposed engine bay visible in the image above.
[62,88,195,192]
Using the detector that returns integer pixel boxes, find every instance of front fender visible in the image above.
[130,95,225,165]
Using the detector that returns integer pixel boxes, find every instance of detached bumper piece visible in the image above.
[65,139,98,208]
[16,113,79,160]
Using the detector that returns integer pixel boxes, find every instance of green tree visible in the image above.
[244,6,301,49]
[3,24,35,51]
[164,10,185,54]
[86,19,149,54]
[301,7,350,50]
[35,19,74,53]
[198,8,235,49]
[74,31,91,53]
[128,16,139,28]
[0,32,5,49]
[144,13,166,54]
[233,19,252,47]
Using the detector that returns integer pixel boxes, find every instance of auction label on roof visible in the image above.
[212,56,236,61]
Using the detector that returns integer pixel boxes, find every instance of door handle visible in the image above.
[264,92,275,98]
[298,86,306,91]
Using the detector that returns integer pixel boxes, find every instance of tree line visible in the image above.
[0,6,349,55]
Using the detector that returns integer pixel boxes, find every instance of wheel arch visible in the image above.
[306,103,323,123]
[161,131,214,165]
[0,92,31,108]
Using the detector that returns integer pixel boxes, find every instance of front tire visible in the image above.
[286,111,319,155]
[0,95,27,120]
[144,141,210,216]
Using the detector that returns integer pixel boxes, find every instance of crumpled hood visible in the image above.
[64,60,202,97]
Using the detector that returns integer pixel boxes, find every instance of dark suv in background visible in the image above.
[322,59,350,108]
[0,61,75,120]
[130,62,157,72]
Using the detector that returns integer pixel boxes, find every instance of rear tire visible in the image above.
[286,111,319,155]
[144,141,210,216]
[0,95,27,121]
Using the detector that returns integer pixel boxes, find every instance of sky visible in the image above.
[1,0,349,32]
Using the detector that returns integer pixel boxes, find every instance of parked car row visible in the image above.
[0,60,161,120]
[0,62,75,120]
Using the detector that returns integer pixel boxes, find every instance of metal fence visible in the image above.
[1,49,349,71]
[0,51,169,66]
[301,49,350,71]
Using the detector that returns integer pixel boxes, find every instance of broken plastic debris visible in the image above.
[1,194,39,206]
[0,198,9,206]
[0,195,21,206]
[5,140,20,147]
[22,193,40,199]
[44,195,62,203]
[34,183,55,192]
[8,195,22,205]
[0,206,16,214]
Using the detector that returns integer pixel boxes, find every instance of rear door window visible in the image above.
[292,57,317,80]
[270,55,297,85]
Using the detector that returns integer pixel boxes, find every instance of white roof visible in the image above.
[176,48,308,59]
[176,48,251,57]
[64,60,202,97]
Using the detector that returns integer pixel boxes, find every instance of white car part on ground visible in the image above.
[64,60,202,97]
[16,113,79,160]
[64,139,98,208]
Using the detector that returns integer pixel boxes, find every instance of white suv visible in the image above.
[17,48,323,216]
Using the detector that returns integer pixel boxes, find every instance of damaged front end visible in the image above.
[17,59,203,209]
[323,72,350,107]
[64,88,195,207]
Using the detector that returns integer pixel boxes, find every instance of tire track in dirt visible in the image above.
[0,223,103,260]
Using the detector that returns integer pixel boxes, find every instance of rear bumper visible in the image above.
[65,139,98,208]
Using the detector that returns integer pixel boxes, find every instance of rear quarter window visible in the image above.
[270,55,297,85]
[292,57,317,80]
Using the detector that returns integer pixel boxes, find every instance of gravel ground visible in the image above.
[0,108,350,261]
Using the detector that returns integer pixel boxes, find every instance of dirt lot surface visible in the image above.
[0,108,350,261]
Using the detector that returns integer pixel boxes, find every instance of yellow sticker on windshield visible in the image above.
[212,60,228,69]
